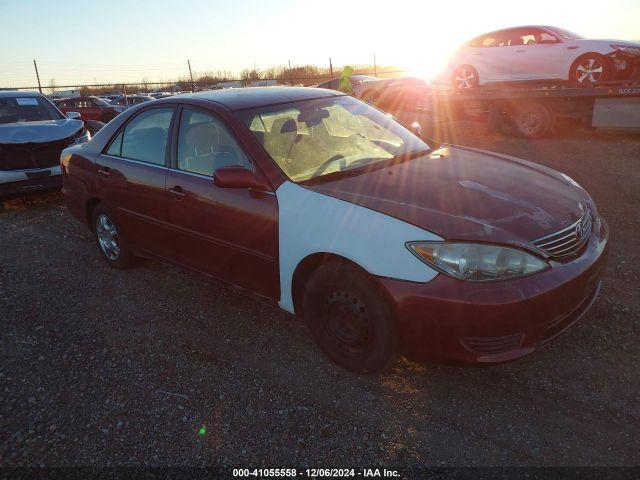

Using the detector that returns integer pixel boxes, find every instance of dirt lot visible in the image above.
[1,122,639,468]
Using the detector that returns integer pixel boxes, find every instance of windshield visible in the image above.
[0,95,63,124]
[239,96,429,182]
[548,27,584,40]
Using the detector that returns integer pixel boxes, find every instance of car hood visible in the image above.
[0,119,83,144]
[306,145,594,253]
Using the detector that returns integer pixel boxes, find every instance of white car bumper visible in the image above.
[0,166,62,196]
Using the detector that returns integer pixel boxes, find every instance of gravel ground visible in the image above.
[1,122,639,468]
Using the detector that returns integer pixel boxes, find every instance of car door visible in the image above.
[464,31,513,82]
[165,106,280,300]
[94,106,176,259]
[509,28,567,80]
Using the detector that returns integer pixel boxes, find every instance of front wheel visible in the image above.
[302,261,400,374]
[570,53,609,86]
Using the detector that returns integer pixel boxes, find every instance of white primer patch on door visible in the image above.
[276,181,442,314]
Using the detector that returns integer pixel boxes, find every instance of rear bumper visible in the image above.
[0,167,62,197]
[380,218,609,364]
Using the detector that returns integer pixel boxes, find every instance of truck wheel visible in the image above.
[302,260,400,374]
[512,102,553,138]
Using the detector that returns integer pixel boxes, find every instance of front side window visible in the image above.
[0,95,63,124]
[239,96,429,183]
[177,108,252,176]
[548,27,584,40]
[118,107,174,165]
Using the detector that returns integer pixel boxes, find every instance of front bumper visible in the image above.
[0,166,62,198]
[380,218,609,364]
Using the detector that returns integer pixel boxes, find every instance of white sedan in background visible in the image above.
[438,25,640,89]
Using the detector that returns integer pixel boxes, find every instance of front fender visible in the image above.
[275,181,442,314]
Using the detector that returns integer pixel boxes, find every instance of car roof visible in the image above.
[0,90,44,98]
[178,86,345,111]
[475,25,556,37]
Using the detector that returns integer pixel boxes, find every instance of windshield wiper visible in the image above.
[301,148,433,186]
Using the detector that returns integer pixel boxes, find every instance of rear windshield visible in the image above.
[91,97,110,106]
[0,96,64,124]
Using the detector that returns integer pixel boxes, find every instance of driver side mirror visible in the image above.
[66,111,82,120]
[213,166,270,191]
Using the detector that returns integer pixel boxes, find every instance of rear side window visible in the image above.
[118,108,174,165]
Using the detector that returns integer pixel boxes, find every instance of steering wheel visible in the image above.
[311,154,347,178]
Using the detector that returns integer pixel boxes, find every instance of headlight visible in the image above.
[611,44,640,56]
[407,242,549,282]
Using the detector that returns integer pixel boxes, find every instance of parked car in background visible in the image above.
[55,96,124,123]
[61,87,607,373]
[438,25,640,89]
[111,95,155,109]
[316,74,379,97]
[1,91,89,197]
[316,75,430,109]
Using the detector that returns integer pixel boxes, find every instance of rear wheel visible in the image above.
[511,101,553,138]
[92,204,135,269]
[302,261,400,374]
[452,65,479,90]
[570,53,609,86]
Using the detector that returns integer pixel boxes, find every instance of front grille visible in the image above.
[0,138,71,171]
[532,209,592,260]
[460,333,524,356]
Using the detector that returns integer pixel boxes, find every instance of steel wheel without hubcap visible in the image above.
[574,56,605,85]
[323,290,374,356]
[96,213,120,261]
[303,261,399,373]
[453,66,478,90]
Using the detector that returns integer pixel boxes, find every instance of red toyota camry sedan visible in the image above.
[61,87,608,373]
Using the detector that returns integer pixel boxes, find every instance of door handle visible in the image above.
[97,168,111,177]
[515,49,526,53]
[168,186,186,198]
[567,46,579,50]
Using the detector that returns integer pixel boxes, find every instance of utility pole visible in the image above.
[373,53,377,77]
[288,60,294,86]
[33,60,42,93]
[188,59,195,91]
[329,57,333,79]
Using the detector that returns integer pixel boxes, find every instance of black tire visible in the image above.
[91,204,135,269]
[511,101,553,139]
[302,260,400,374]
[569,53,609,86]
[452,65,479,90]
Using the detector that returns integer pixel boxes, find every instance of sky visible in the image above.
[1,0,638,88]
